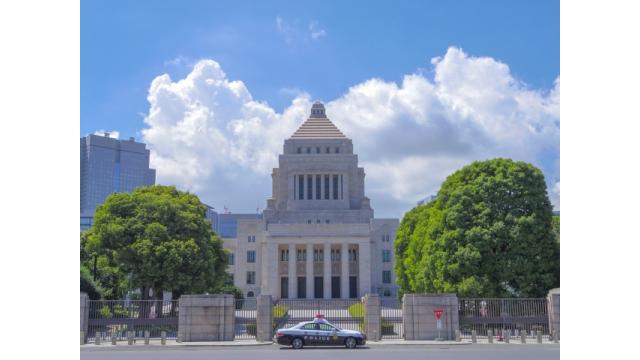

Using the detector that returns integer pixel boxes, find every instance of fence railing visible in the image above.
[87,300,179,342]
[235,299,257,340]
[380,298,403,339]
[275,299,363,333]
[458,298,549,339]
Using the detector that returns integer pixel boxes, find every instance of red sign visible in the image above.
[433,309,444,320]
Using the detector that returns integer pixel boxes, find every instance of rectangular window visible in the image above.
[307,175,312,200]
[326,147,330,154]
[294,175,297,200]
[335,147,340,153]
[228,253,235,265]
[324,175,330,199]
[248,235,255,243]
[333,175,339,199]
[382,250,391,262]
[340,174,343,200]
[382,270,391,284]
[297,147,301,154]
[247,251,256,263]
[316,147,321,153]
[247,271,256,285]
[299,175,304,200]
[316,175,321,199]
[306,147,311,154]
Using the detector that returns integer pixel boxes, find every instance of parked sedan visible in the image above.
[275,314,366,349]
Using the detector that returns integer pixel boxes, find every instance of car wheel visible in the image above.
[345,337,357,349]
[292,337,304,349]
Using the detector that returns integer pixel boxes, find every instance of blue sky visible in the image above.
[81,0,559,217]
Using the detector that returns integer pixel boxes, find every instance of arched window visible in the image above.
[247,291,254,298]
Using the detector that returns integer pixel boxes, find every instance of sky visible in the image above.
[81,0,560,218]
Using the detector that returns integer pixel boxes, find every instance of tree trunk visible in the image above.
[155,290,164,318]
[140,286,151,318]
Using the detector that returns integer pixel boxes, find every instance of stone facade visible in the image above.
[177,294,235,342]
[402,294,459,340]
[223,102,399,300]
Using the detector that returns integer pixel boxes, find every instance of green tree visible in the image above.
[552,215,560,243]
[84,185,227,311]
[395,159,560,297]
[80,265,104,300]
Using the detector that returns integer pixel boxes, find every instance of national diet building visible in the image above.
[224,102,398,299]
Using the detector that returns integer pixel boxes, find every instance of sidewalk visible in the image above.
[82,339,274,348]
[82,338,558,348]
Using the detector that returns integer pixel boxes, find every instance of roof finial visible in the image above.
[310,101,326,118]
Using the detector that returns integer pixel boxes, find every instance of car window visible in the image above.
[318,323,335,331]
[302,323,318,330]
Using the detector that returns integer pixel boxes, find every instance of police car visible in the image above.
[275,314,366,349]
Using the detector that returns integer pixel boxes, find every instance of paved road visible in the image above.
[81,344,559,360]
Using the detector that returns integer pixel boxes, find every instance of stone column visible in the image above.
[402,294,459,340]
[323,243,331,299]
[261,240,278,297]
[547,288,560,340]
[256,294,273,342]
[358,241,371,296]
[178,294,235,341]
[288,243,296,299]
[341,243,349,299]
[306,243,314,299]
[80,292,89,344]
[363,293,381,341]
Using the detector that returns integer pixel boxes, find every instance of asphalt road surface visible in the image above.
[81,344,560,360]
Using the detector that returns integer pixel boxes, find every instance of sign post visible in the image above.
[434,308,444,341]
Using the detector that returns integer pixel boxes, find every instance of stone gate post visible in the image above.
[363,293,381,341]
[547,288,560,340]
[80,292,89,344]
[256,294,273,342]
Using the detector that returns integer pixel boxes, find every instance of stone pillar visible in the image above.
[358,241,371,296]
[288,243,296,299]
[80,292,89,344]
[256,295,273,342]
[547,288,560,340]
[306,243,314,299]
[363,293,381,341]
[341,243,349,299]
[261,240,278,297]
[178,294,235,341]
[402,294,459,340]
[323,243,331,299]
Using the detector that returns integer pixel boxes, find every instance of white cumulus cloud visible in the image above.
[142,47,559,217]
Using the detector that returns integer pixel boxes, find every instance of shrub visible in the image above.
[348,303,365,318]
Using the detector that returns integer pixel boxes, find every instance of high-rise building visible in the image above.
[80,134,156,230]
[223,102,399,299]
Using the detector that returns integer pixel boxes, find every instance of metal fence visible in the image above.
[381,298,403,339]
[87,300,179,342]
[458,298,549,340]
[275,299,363,333]
[235,299,257,340]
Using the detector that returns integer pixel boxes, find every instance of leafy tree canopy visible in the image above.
[84,185,227,300]
[395,159,560,297]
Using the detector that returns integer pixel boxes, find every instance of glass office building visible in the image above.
[80,134,156,230]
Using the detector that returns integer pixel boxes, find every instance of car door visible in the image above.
[301,323,320,345]
[318,323,340,345]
